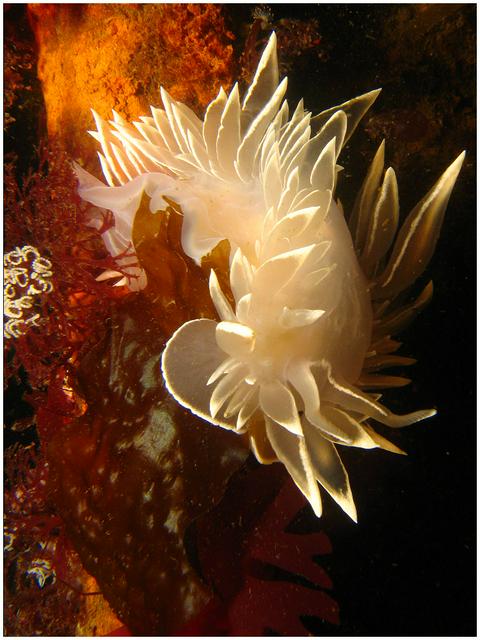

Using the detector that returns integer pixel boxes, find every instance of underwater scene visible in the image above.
[4,3,476,637]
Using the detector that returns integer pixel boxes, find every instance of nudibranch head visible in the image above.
[77,32,465,520]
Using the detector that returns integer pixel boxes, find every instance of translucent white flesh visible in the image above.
[79,31,464,521]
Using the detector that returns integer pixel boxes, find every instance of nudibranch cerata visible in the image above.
[76,33,464,520]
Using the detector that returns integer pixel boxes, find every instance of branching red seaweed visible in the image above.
[4,443,85,636]
[4,141,130,398]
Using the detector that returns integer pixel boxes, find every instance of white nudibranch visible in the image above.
[76,33,465,520]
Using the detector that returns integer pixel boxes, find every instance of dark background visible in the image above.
[232,4,477,636]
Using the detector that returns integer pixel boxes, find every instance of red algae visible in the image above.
[188,463,339,635]
[4,442,122,636]
[4,142,128,396]
[3,10,127,632]
[4,6,239,634]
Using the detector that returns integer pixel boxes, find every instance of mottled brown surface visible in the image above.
[46,294,248,635]
[40,181,244,635]
[132,195,232,336]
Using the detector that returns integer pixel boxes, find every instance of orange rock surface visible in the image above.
[27,3,235,170]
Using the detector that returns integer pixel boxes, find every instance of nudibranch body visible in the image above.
[77,33,464,520]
